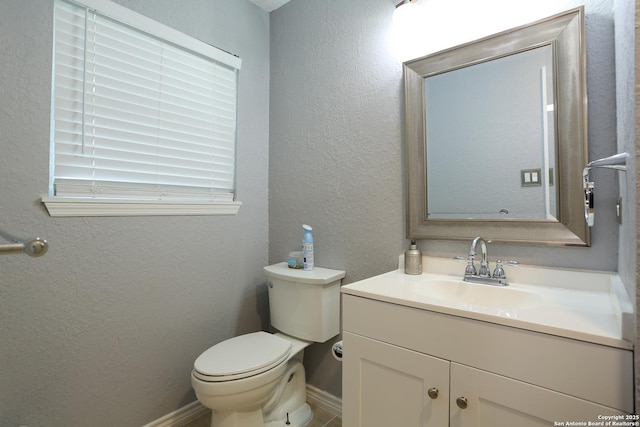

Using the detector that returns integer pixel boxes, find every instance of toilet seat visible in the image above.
[193,332,292,382]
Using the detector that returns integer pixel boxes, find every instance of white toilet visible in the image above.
[191,262,346,427]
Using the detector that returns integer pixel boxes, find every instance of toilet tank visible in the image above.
[264,262,345,343]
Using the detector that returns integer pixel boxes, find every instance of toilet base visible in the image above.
[209,402,312,427]
[264,403,312,427]
[210,409,263,427]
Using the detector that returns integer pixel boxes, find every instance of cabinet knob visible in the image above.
[456,396,468,409]
[427,387,439,399]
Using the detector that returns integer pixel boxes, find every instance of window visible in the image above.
[43,0,242,217]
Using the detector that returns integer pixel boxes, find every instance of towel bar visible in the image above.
[0,230,48,257]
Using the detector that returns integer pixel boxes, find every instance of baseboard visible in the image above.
[305,384,342,419]
[141,400,209,427]
[143,385,342,427]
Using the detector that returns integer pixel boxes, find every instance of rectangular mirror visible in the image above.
[404,7,589,246]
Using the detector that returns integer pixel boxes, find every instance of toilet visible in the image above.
[191,262,346,427]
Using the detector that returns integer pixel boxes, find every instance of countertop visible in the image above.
[341,256,633,350]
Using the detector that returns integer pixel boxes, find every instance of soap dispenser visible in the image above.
[404,240,422,275]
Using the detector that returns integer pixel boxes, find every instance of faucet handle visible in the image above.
[492,260,519,278]
[454,255,477,276]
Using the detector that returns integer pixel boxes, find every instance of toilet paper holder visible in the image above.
[332,341,343,361]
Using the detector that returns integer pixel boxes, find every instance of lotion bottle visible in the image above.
[404,240,422,275]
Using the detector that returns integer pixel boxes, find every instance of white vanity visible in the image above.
[341,256,634,427]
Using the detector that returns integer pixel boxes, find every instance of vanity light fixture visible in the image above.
[392,0,428,61]
[393,0,419,30]
[582,152,628,226]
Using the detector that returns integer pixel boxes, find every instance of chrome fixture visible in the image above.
[470,236,490,277]
[582,152,628,227]
[0,228,48,257]
[454,237,518,286]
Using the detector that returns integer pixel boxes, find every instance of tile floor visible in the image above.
[181,401,342,427]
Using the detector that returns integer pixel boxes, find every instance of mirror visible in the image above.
[426,45,557,220]
[404,7,589,246]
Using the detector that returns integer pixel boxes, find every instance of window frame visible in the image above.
[43,0,242,217]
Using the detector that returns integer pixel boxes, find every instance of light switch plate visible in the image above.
[521,168,542,187]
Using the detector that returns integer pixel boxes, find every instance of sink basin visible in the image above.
[409,279,542,310]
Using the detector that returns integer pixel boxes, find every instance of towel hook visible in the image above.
[582,152,628,227]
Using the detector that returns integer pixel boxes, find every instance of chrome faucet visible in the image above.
[454,236,518,286]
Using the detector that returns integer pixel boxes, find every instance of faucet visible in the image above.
[454,236,518,286]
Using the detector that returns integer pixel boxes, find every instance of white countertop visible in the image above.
[341,256,633,350]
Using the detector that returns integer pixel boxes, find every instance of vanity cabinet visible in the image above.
[343,332,449,426]
[342,295,632,427]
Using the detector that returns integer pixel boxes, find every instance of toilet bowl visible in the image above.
[191,263,345,427]
[191,332,310,427]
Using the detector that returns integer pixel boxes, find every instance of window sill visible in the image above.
[41,197,241,217]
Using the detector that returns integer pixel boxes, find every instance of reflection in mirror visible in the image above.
[426,46,556,220]
[404,7,589,245]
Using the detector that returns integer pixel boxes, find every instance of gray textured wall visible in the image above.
[0,0,634,424]
[269,0,407,395]
[614,0,637,301]
[269,0,626,398]
[613,0,637,410]
[0,1,270,426]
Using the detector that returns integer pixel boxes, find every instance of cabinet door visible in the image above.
[342,332,449,427]
[450,363,625,427]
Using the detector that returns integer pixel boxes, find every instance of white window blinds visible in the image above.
[50,0,241,207]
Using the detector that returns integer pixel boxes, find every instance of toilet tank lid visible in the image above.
[264,262,345,285]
